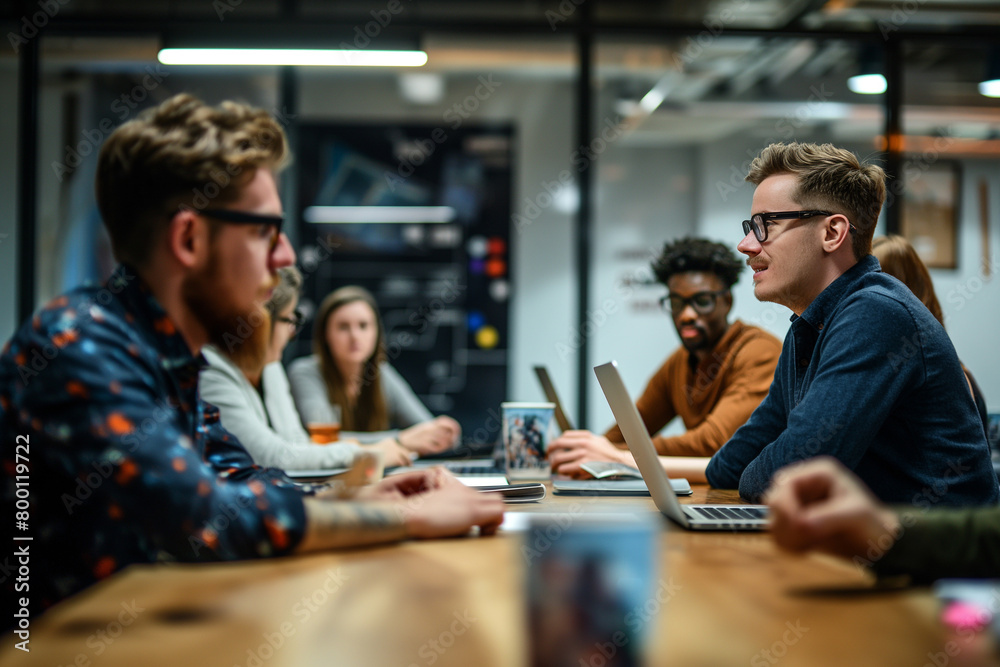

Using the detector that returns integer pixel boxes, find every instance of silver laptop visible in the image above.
[533,366,575,432]
[594,361,769,531]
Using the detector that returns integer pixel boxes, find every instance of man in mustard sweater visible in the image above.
[549,237,781,481]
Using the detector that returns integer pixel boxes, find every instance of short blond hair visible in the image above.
[96,93,288,267]
[745,142,885,261]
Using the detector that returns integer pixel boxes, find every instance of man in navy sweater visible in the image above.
[705,142,998,506]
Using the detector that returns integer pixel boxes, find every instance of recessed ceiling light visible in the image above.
[980,79,1000,98]
[847,73,886,95]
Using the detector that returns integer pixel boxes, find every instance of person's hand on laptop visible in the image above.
[765,456,901,561]
[547,430,637,478]
[398,416,462,455]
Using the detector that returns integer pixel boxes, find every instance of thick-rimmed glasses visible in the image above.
[276,308,305,333]
[185,207,285,253]
[660,290,729,316]
[741,210,832,243]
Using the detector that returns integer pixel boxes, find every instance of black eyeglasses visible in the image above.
[276,309,304,332]
[660,290,729,316]
[741,210,833,244]
[183,207,285,253]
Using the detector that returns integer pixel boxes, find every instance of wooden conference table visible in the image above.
[4,483,997,667]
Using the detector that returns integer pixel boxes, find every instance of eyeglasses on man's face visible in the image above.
[276,308,304,332]
[741,210,835,244]
[185,207,285,253]
[660,290,729,316]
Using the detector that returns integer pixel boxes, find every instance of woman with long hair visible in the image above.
[199,268,413,468]
[289,286,460,456]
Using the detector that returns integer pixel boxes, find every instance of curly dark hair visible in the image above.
[651,237,744,289]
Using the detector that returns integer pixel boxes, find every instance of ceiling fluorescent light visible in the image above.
[304,206,456,224]
[980,79,1000,98]
[980,48,1000,98]
[157,48,427,67]
[639,87,666,114]
[637,74,678,115]
[847,73,886,95]
[849,44,885,95]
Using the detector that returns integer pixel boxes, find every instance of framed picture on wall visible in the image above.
[901,160,961,269]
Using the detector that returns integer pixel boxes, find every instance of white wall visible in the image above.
[505,82,578,415]
[585,144,698,431]
[697,138,792,341]
[931,160,1000,411]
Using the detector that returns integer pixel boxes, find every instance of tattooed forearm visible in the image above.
[296,498,408,552]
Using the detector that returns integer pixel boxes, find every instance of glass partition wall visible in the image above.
[7,14,1000,431]
[587,36,886,428]
[21,33,579,439]
[291,35,578,432]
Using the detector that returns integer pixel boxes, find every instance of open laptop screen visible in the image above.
[533,366,575,432]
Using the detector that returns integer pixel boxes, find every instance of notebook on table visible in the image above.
[553,478,692,496]
[474,482,546,503]
[285,468,349,484]
[594,360,768,531]
[452,475,545,503]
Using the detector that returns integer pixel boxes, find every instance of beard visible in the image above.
[183,254,274,375]
[678,324,709,353]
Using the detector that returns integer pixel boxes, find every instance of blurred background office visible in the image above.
[2,0,999,440]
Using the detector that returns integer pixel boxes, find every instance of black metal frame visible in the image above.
[16,24,38,326]
[575,2,594,430]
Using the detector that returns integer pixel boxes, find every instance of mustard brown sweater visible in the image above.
[604,321,781,457]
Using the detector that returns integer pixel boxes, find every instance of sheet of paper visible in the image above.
[499,511,653,532]
[456,475,509,487]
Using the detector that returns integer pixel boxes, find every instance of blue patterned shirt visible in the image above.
[1,266,308,615]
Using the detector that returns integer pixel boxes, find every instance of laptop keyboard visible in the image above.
[693,506,767,521]
[446,464,505,475]
[439,460,505,475]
